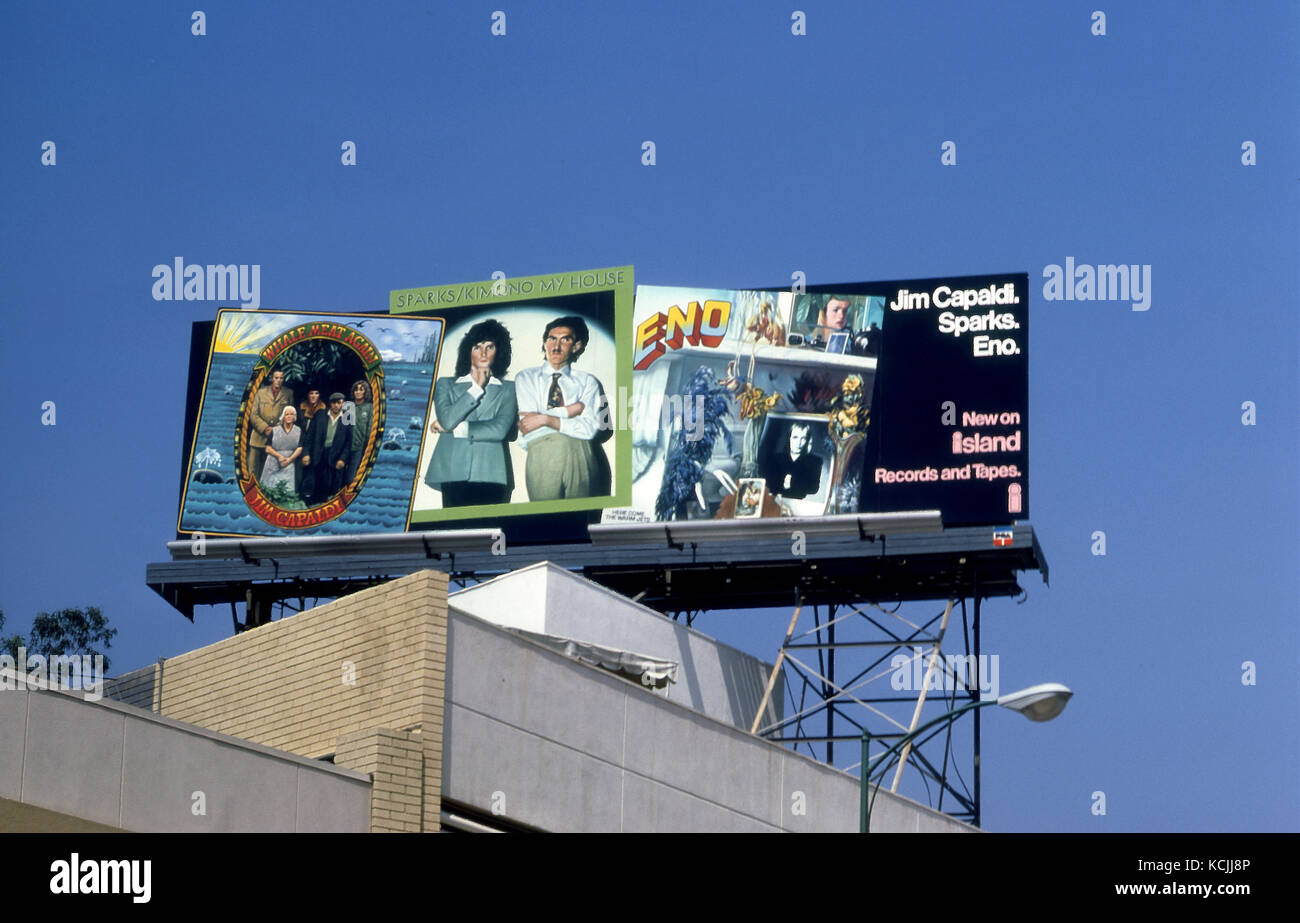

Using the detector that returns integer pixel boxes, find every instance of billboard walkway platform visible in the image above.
[147,523,1046,621]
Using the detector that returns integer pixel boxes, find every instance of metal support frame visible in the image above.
[148,524,1045,618]
[751,578,989,826]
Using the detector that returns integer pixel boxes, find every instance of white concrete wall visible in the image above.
[450,562,783,732]
[0,680,370,832]
[444,610,974,833]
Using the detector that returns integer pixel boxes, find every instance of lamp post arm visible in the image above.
[860,698,996,833]
[863,698,994,778]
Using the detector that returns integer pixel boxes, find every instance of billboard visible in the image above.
[390,266,635,525]
[175,269,1023,539]
[178,310,445,536]
[603,273,1029,526]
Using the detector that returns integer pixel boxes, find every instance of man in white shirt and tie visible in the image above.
[514,315,606,500]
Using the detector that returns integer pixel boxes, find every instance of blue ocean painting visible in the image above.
[180,329,440,536]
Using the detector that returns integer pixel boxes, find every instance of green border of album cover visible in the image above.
[390,266,634,524]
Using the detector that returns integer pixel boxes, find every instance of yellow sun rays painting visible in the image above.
[213,312,285,354]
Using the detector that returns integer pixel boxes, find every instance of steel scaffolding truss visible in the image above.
[751,580,993,827]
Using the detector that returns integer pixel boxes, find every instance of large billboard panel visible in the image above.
[178,310,445,536]
[176,269,1024,539]
[604,273,1029,526]
[390,266,635,525]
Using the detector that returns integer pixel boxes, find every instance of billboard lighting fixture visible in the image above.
[587,511,943,547]
[860,682,1072,832]
[166,529,504,562]
[995,682,1074,723]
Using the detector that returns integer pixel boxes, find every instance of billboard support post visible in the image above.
[973,568,982,829]
[826,606,835,766]
[753,591,987,826]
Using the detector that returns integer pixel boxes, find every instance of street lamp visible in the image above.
[860,683,1073,832]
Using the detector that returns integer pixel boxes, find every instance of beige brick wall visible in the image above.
[335,728,425,832]
[157,569,447,831]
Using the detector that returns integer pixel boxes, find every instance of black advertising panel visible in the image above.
[813,273,1029,525]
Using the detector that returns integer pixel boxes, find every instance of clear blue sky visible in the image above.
[1,1,1295,832]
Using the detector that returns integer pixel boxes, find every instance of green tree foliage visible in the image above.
[0,610,23,661]
[0,607,117,670]
[275,340,350,394]
[262,481,306,510]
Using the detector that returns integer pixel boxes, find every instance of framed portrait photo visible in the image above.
[826,331,850,355]
[734,477,766,518]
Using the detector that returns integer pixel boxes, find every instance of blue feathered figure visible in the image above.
[655,367,733,521]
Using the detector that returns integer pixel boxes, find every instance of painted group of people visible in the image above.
[422,315,609,508]
[245,370,375,504]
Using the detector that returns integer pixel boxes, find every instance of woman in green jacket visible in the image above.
[423,319,518,507]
